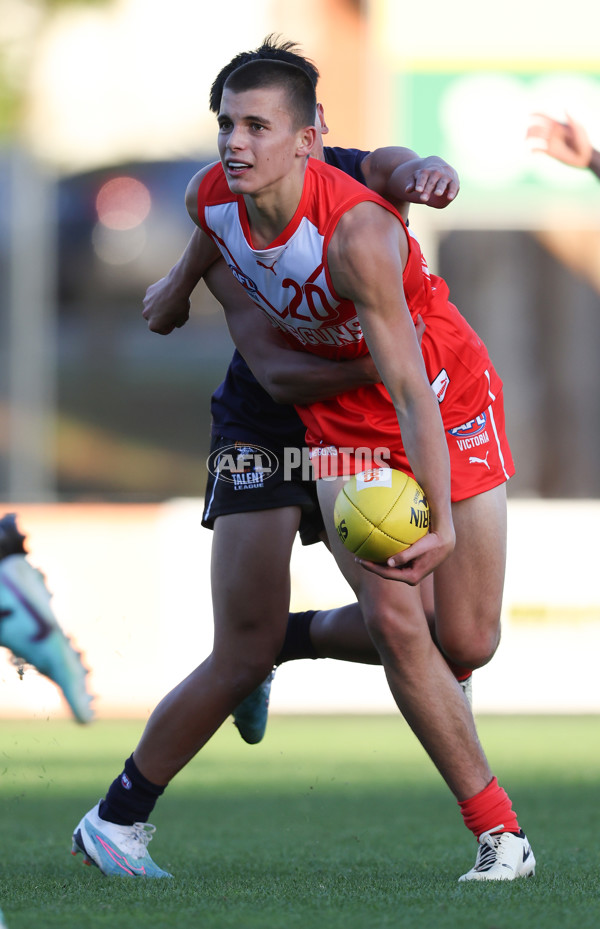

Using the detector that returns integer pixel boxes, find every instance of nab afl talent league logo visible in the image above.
[207,443,279,490]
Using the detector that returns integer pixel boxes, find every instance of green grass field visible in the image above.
[1,715,599,929]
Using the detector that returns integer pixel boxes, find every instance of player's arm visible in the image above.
[205,260,380,403]
[142,164,222,334]
[361,146,460,213]
[328,202,455,585]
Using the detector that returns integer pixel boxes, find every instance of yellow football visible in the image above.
[333,467,429,563]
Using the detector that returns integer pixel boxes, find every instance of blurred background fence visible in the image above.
[1,498,600,718]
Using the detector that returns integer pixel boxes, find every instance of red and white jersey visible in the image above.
[197,159,503,463]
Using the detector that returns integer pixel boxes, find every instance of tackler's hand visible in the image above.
[404,164,459,208]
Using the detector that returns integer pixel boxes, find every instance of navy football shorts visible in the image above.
[202,434,324,545]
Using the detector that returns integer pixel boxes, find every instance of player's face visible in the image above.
[217,86,313,196]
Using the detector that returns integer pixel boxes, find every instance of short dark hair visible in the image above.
[222,59,317,131]
[209,34,319,114]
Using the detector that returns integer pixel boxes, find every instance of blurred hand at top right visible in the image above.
[526,113,593,168]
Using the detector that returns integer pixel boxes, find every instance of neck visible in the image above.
[244,163,307,248]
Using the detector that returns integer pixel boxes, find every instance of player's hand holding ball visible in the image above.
[334,467,453,586]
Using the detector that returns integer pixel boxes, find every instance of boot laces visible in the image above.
[475,823,506,870]
[121,822,157,858]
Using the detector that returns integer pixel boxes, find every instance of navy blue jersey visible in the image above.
[210,146,370,444]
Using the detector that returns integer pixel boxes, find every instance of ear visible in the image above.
[297,125,317,157]
[316,103,329,135]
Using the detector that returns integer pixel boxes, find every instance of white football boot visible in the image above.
[459,824,536,881]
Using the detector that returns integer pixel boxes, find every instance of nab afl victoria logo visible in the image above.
[448,414,490,451]
[207,443,279,489]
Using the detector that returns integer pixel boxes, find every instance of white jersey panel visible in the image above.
[204,203,364,351]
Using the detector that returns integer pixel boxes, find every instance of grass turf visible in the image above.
[1,715,599,928]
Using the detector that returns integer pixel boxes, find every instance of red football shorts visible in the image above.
[310,389,514,503]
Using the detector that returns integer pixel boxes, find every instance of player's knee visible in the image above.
[214,603,285,650]
[440,621,500,670]
[361,600,423,662]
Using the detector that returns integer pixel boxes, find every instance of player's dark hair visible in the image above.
[222,59,317,130]
[209,34,319,114]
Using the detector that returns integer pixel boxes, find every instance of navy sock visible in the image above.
[99,754,165,826]
[276,610,318,663]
